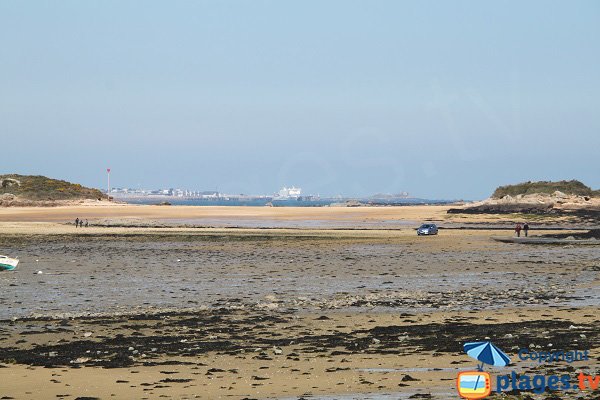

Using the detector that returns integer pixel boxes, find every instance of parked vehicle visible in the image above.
[417,223,438,236]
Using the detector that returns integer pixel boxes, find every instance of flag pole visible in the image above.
[107,168,111,201]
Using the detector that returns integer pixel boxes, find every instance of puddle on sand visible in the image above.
[277,390,456,399]
[356,367,471,373]
[163,218,418,229]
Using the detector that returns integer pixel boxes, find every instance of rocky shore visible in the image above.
[448,191,600,226]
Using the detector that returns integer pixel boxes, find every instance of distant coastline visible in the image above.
[116,196,458,207]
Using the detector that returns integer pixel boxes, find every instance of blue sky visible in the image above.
[1,1,599,199]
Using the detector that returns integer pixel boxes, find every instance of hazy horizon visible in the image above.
[2,1,599,199]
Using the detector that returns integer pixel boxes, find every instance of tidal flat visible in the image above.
[0,208,598,399]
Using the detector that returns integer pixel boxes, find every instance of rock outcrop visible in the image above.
[448,181,600,223]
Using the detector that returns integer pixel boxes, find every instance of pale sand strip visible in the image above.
[0,204,452,222]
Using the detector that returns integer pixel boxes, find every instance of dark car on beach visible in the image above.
[417,223,438,236]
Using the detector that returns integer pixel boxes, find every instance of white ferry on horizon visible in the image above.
[276,186,302,199]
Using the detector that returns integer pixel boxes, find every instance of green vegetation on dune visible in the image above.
[0,174,105,201]
[491,180,595,199]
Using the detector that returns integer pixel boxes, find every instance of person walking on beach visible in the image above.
[85,219,89,228]
[515,223,522,237]
[75,217,79,228]
[523,222,529,237]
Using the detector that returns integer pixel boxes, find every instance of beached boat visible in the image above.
[0,255,19,271]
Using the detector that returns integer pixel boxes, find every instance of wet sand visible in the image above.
[1,228,598,320]
[0,205,599,399]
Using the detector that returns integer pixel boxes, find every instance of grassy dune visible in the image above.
[0,174,104,201]
[492,179,597,198]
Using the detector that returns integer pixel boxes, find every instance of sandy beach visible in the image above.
[0,203,452,222]
[1,204,599,399]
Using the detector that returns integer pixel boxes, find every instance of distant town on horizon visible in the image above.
[108,184,415,203]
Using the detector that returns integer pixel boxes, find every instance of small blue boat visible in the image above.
[0,255,19,271]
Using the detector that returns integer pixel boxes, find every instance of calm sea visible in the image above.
[119,197,453,207]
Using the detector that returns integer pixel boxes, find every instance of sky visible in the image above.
[1,1,599,199]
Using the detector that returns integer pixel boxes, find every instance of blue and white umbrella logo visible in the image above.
[463,341,511,370]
